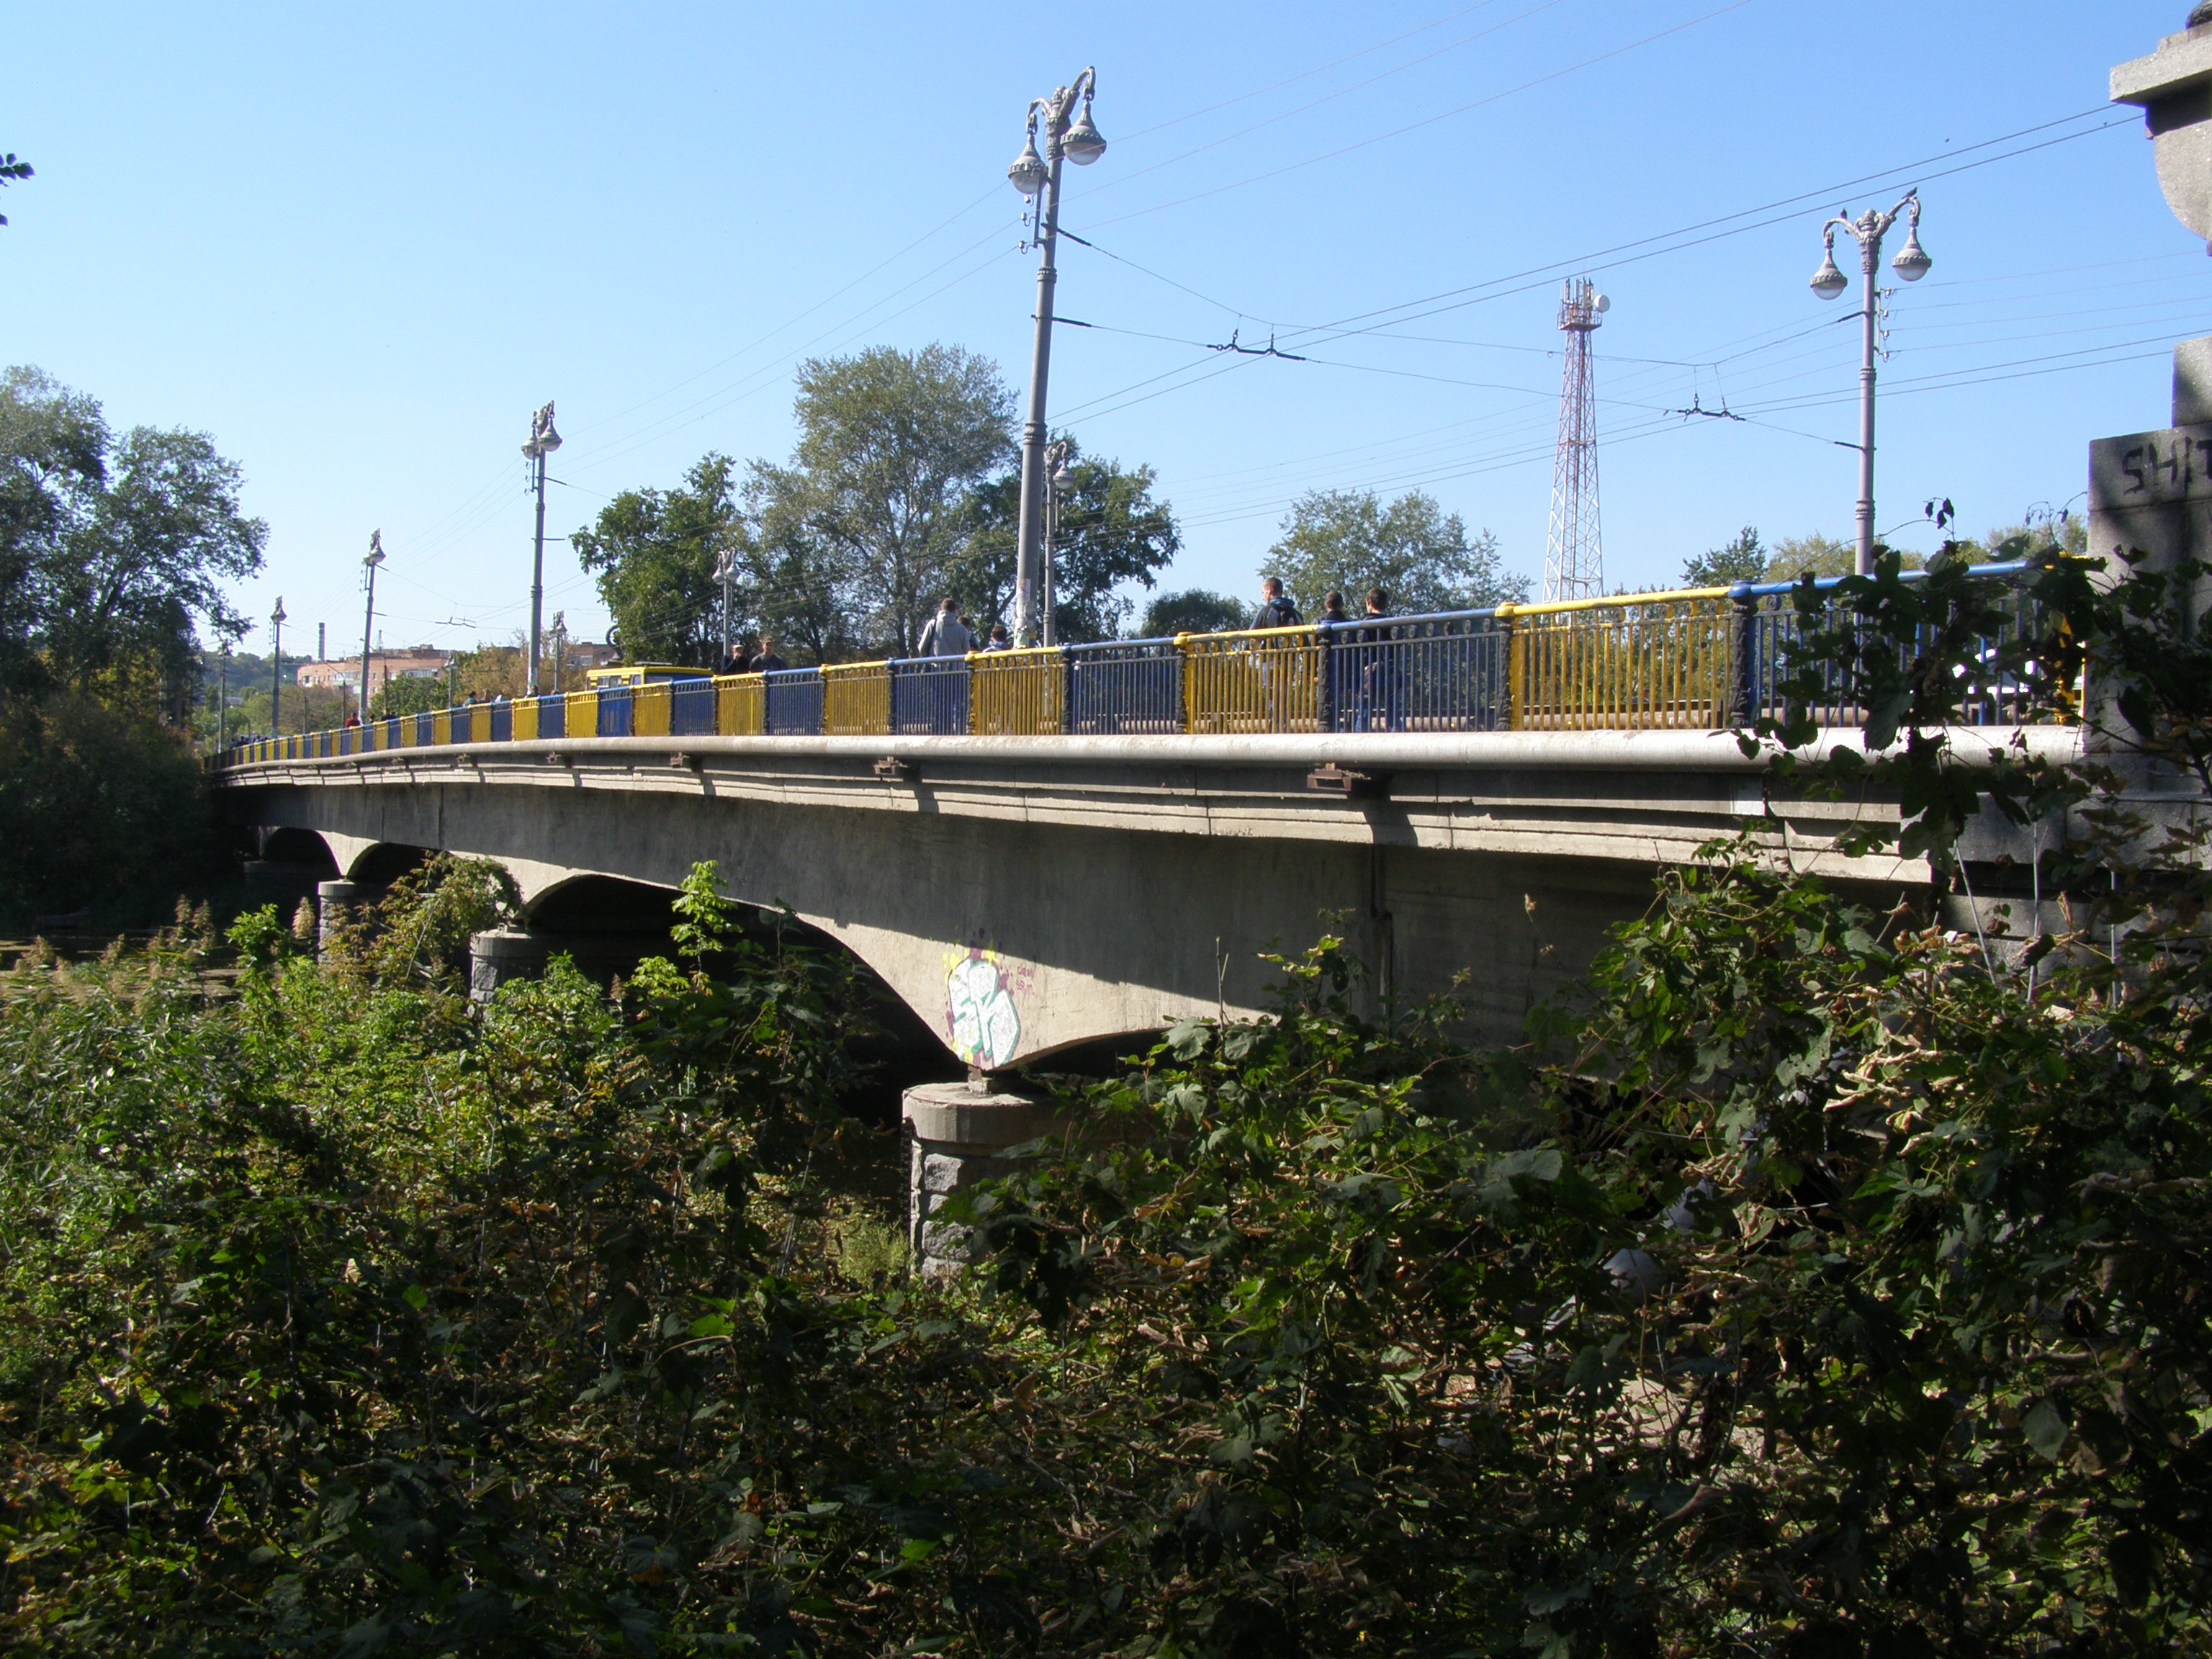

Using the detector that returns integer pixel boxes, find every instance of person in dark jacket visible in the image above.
[748,637,788,674]
[981,623,1012,652]
[1355,586,1403,732]
[1321,590,1354,727]
[1251,576,1302,630]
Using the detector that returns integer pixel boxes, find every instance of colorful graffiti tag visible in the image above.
[945,946,1021,1069]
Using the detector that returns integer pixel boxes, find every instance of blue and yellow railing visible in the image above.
[212,565,2043,768]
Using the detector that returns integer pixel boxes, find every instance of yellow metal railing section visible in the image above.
[1506,588,1735,731]
[822,661,893,735]
[971,647,1063,734]
[717,674,765,736]
[220,582,2008,767]
[632,683,673,738]
[1180,626,1323,734]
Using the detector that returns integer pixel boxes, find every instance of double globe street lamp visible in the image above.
[1811,189,1933,575]
[1007,68,1105,644]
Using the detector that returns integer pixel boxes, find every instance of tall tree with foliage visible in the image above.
[1138,588,1245,637]
[746,346,1015,658]
[943,439,1181,641]
[0,366,264,711]
[1267,485,1524,614]
[1682,523,1766,586]
[570,453,743,667]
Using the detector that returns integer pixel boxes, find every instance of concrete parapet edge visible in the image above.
[219,724,2084,777]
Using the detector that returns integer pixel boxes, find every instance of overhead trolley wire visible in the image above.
[1086,0,1766,230]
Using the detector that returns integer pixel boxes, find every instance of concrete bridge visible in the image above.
[216,725,2062,1070]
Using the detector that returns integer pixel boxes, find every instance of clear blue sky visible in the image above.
[4,1,2205,657]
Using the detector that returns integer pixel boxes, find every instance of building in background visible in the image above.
[295,646,451,698]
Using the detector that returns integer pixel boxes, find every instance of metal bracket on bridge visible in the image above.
[670,752,703,771]
[874,755,917,783]
[1307,764,1386,799]
[544,751,573,768]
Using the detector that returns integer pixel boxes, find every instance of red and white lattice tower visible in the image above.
[1543,278,1609,601]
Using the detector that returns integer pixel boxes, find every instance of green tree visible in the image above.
[1765,531,1928,580]
[570,453,742,668]
[943,439,1182,641]
[369,675,449,719]
[1957,509,2088,563]
[746,345,1015,658]
[0,367,266,713]
[1266,486,1524,616]
[741,511,851,665]
[1682,523,1766,587]
[1138,588,1244,637]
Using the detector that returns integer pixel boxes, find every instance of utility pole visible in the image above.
[269,598,286,734]
[361,531,385,723]
[1544,279,1609,602]
[317,622,325,663]
[218,642,230,750]
[522,403,562,695]
[1811,192,1932,574]
[714,547,736,670]
[1006,69,1105,644]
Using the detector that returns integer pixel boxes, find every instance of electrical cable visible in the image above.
[1087,0,1764,230]
[1084,0,1570,204]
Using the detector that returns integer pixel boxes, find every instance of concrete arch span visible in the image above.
[225,752,1698,1069]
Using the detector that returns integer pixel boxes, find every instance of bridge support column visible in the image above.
[315,881,360,961]
[469,929,552,1003]
[901,1082,1068,1277]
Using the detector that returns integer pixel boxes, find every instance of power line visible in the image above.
[1114,0,1516,143]
[1084,0,1570,204]
[1087,0,1765,230]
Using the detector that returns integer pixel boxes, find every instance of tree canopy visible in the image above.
[943,439,1180,642]
[570,454,742,669]
[1138,588,1244,637]
[577,349,1182,664]
[1681,524,1767,587]
[1265,486,1524,616]
[748,345,1015,658]
[0,365,266,714]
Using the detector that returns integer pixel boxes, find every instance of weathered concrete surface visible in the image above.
[2113,15,2212,248]
[902,1082,1069,1275]
[220,732,2062,1064]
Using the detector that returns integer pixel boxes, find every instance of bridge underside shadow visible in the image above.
[260,775,1669,1067]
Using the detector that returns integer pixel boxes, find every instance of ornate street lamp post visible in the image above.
[523,403,562,695]
[269,597,287,735]
[360,531,385,723]
[1811,191,1933,575]
[1007,68,1105,644]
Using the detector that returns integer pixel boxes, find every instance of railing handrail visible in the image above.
[213,561,2050,762]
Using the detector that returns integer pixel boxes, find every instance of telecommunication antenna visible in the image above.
[1544,279,1609,601]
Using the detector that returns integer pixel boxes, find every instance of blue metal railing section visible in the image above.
[215,564,2050,766]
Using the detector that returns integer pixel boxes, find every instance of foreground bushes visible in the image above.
[1,539,2209,1653]
[0,834,2206,1656]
